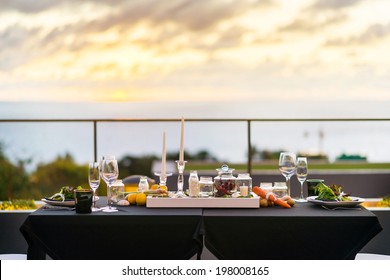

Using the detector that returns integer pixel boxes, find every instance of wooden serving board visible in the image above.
[146,195,259,208]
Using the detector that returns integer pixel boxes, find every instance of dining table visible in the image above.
[20,198,203,260]
[20,198,382,260]
[203,203,383,260]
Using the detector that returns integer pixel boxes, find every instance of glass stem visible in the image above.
[177,171,184,193]
[300,182,304,199]
[92,189,96,208]
[107,184,111,209]
[286,177,291,196]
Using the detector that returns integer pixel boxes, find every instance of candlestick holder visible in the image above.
[175,160,187,198]
[154,172,172,189]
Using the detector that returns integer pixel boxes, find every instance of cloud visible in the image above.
[1,0,274,32]
[0,0,275,73]
[0,0,64,13]
[71,0,275,34]
[1,0,388,96]
[0,0,126,14]
[0,24,41,71]
[309,0,366,10]
[144,0,275,31]
[132,24,254,55]
[325,23,390,46]
[279,13,347,33]
[277,0,360,35]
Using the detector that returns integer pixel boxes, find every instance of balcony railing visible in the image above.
[2,117,390,175]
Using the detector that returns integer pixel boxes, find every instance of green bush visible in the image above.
[0,144,30,200]
[29,153,88,199]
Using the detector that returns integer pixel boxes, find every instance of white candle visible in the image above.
[240,186,249,196]
[161,131,166,177]
[179,116,184,162]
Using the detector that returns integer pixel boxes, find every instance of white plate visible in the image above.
[41,198,75,207]
[307,196,365,208]
[41,196,99,207]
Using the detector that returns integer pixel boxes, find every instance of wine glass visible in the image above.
[278,152,296,197]
[88,162,101,212]
[100,155,119,213]
[295,157,308,202]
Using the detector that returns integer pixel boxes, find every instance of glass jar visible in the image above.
[110,179,124,205]
[213,164,236,197]
[260,182,273,193]
[188,170,200,197]
[138,176,149,192]
[199,176,214,197]
[273,182,288,198]
[236,173,252,196]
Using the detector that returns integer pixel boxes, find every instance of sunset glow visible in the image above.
[1,0,390,103]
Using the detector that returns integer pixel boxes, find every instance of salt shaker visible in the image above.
[199,176,214,197]
[273,182,288,198]
[188,170,200,197]
[110,179,124,205]
[138,176,149,192]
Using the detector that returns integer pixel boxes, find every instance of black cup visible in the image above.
[74,189,93,214]
[306,179,324,197]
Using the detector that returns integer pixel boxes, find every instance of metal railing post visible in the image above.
[93,121,97,162]
[247,120,252,175]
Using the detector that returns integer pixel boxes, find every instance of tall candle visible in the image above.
[161,131,166,177]
[179,116,185,162]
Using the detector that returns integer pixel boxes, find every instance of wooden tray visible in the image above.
[146,195,259,208]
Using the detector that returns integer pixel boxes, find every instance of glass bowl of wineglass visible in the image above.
[295,157,308,202]
[100,155,119,213]
[278,152,296,197]
[88,161,101,212]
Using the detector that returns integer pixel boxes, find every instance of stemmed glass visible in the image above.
[100,155,119,213]
[278,152,297,197]
[296,157,308,202]
[88,162,101,212]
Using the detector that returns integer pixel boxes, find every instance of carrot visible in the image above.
[253,186,291,208]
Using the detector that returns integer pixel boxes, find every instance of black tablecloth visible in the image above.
[203,203,382,260]
[20,198,203,260]
[21,200,382,260]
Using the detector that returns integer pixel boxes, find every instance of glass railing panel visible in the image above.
[0,122,93,200]
[96,121,248,176]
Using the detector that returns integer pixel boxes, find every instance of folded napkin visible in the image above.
[46,193,66,202]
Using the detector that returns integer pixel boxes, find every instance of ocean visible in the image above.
[1,100,390,171]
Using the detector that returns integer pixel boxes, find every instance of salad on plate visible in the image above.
[314,182,353,202]
[307,182,364,208]
[45,186,83,202]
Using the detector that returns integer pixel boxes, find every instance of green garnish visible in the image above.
[315,182,351,201]
[47,186,83,201]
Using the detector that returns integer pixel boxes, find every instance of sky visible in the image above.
[1,0,390,105]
